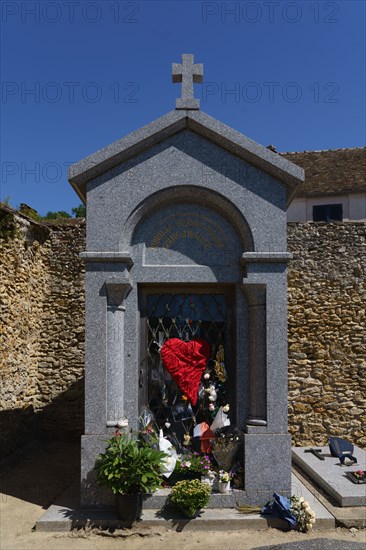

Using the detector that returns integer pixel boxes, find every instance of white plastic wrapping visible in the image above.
[210,406,231,432]
[159,429,177,478]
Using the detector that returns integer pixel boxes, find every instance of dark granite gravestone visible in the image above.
[68,54,304,507]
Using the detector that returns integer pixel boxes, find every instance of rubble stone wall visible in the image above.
[287,222,366,448]
[0,207,365,456]
[0,209,85,457]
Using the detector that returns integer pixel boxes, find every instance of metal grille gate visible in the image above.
[140,290,231,450]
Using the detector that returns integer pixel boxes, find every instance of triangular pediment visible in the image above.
[68,110,304,207]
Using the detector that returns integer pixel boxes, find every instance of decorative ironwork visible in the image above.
[143,292,228,450]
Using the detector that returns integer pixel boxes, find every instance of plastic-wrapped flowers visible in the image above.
[290,496,316,532]
[261,493,316,533]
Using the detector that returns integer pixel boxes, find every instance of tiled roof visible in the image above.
[280,147,366,197]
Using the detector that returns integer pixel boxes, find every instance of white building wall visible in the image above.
[287,193,366,222]
[349,193,366,220]
[287,198,307,222]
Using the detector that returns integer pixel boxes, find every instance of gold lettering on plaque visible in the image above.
[149,213,226,251]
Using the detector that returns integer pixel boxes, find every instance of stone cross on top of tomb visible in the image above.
[172,53,203,110]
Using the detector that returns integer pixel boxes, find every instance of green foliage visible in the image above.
[0,210,17,241]
[94,432,167,495]
[40,205,85,220]
[71,204,86,218]
[0,201,85,224]
[43,210,72,220]
[170,479,211,516]
[27,211,42,221]
[18,204,42,221]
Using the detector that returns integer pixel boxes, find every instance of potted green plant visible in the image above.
[94,431,167,526]
[170,478,212,518]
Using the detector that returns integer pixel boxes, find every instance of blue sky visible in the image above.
[1,0,365,216]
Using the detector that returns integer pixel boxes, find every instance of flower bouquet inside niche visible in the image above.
[210,426,243,474]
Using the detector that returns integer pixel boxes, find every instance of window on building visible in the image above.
[313,204,343,222]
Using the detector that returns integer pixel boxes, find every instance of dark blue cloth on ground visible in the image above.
[260,493,297,528]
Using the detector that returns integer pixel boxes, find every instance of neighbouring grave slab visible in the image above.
[292,445,366,507]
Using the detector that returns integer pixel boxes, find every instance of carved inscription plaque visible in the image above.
[132,204,240,267]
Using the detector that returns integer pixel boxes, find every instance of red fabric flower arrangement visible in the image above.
[161,338,211,405]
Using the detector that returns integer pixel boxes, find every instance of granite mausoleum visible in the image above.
[68,54,304,507]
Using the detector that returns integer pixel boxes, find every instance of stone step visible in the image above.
[36,472,335,532]
[143,487,238,509]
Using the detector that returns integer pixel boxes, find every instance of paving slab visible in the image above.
[292,445,366,507]
[36,473,334,532]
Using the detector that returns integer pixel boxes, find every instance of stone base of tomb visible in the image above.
[36,471,338,532]
[242,433,292,503]
[80,433,292,507]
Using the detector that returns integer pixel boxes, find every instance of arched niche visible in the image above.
[121,185,254,257]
